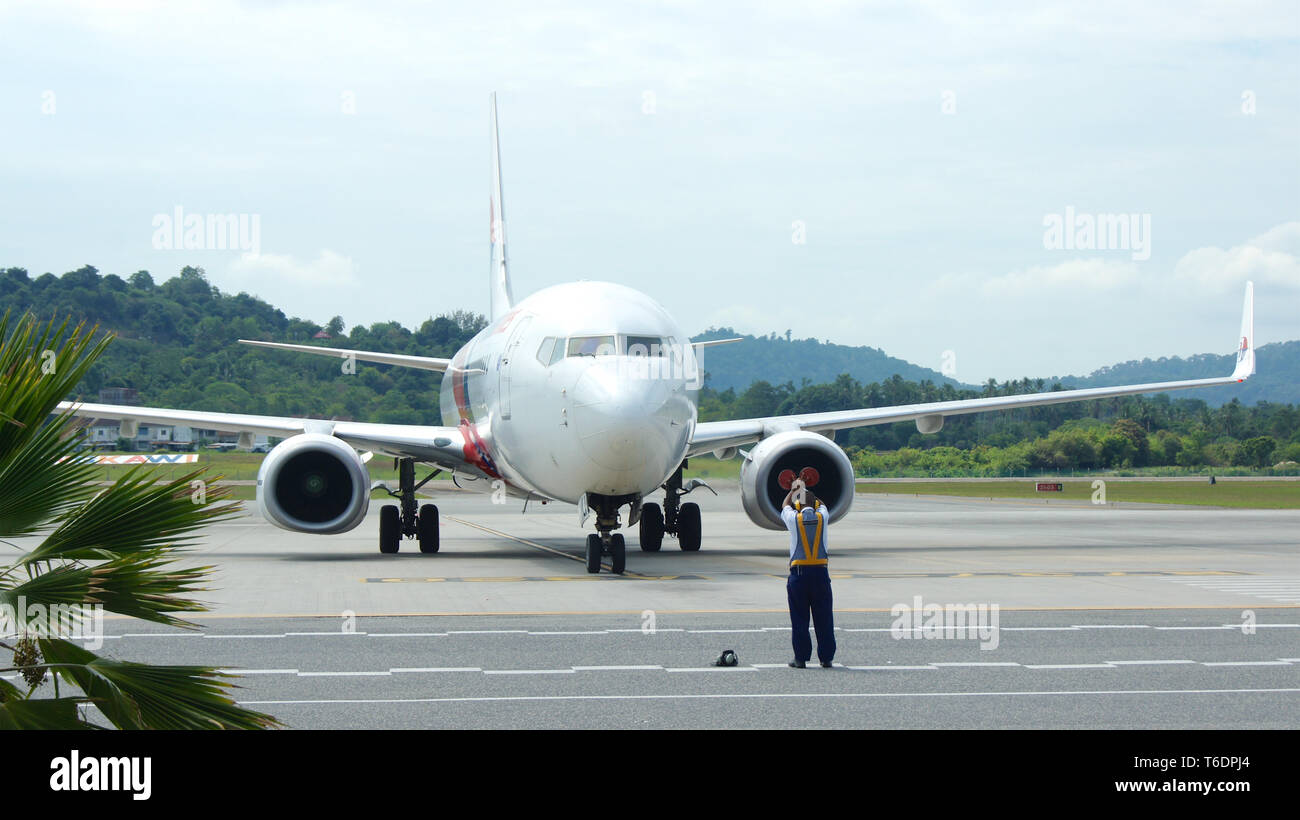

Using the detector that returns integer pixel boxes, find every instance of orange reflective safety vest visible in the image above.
[790,501,828,567]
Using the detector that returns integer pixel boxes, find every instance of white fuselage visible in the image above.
[438,281,699,503]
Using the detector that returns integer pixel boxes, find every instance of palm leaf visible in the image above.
[0,551,211,628]
[39,638,282,729]
[0,696,89,730]
[0,416,97,536]
[0,312,109,455]
[23,467,238,564]
[0,564,96,632]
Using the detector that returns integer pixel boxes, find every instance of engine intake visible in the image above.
[739,430,854,530]
[256,434,370,534]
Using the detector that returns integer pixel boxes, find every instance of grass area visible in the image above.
[856,479,1300,509]
[684,454,742,481]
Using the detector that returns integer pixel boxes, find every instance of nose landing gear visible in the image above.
[585,531,626,575]
[582,492,637,574]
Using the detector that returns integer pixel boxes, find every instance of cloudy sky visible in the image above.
[2,0,1296,382]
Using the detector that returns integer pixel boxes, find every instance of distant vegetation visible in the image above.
[5,264,1297,477]
[698,378,1300,476]
[2,265,482,425]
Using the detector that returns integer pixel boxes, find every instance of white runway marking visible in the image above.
[367,633,449,637]
[528,631,608,635]
[83,622,1300,642]
[665,666,759,672]
[1161,577,1300,604]
[195,657,1300,677]
[238,687,1300,706]
[391,667,481,673]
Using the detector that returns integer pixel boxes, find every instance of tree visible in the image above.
[0,312,281,729]
[1238,436,1277,468]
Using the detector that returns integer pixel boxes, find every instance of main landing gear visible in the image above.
[379,458,441,555]
[583,460,717,575]
[638,459,715,555]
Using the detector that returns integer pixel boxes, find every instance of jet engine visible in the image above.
[739,430,854,530]
[256,434,371,534]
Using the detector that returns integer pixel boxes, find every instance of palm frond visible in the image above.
[0,312,110,455]
[88,550,213,627]
[0,564,95,628]
[0,551,211,628]
[39,638,283,729]
[23,467,239,564]
[0,416,98,536]
[0,311,108,536]
[0,695,90,729]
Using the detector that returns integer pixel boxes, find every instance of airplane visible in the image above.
[57,94,1259,575]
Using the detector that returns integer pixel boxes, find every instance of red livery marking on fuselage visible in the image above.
[459,419,502,479]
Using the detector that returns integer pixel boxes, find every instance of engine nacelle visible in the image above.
[256,434,371,534]
[739,430,855,530]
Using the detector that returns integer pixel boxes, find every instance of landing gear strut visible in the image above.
[641,459,712,552]
[379,458,441,554]
[583,492,636,575]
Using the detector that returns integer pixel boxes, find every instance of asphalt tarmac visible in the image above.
[7,484,1298,728]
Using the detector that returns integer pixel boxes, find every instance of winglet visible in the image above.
[1231,280,1255,381]
[489,92,514,321]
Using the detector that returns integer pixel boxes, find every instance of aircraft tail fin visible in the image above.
[489,92,514,321]
[1232,280,1255,381]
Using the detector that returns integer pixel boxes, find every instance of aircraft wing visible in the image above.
[688,282,1257,457]
[54,402,497,479]
[237,340,452,372]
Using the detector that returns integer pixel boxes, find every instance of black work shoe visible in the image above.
[788,660,806,669]
[820,662,833,668]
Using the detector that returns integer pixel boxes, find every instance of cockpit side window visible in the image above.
[537,337,557,365]
[566,335,616,357]
[625,335,669,357]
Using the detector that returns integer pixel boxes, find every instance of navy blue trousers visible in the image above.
[787,565,835,664]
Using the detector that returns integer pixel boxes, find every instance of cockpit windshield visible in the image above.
[566,335,616,357]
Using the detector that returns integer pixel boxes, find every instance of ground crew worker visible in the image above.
[781,479,835,668]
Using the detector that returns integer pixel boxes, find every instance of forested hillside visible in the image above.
[1,265,481,425]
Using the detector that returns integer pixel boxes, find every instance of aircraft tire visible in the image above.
[678,502,701,551]
[610,533,626,574]
[639,503,664,552]
[585,533,603,574]
[379,505,401,554]
[418,504,439,553]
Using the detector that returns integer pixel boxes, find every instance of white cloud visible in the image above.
[229,249,358,288]
[981,257,1141,296]
[1173,222,1300,291]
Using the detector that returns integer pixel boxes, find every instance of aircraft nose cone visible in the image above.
[570,361,673,472]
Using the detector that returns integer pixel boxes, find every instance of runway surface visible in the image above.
[6,485,1297,728]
